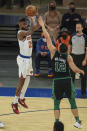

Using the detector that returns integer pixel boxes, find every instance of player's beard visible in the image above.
[21,27,28,31]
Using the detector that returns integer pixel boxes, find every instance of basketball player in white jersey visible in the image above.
[12,17,40,114]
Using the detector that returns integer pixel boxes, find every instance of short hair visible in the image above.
[19,18,26,23]
[69,2,75,6]
[60,43,68,53]
[53,121,64,131]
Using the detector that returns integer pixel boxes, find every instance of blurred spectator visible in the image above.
[0,0,6,8]
[44,1,61,42]
[56,27,71,54]
[62,2,83,34]
[70,22,87,98]
[34,33,55,78]
[6,0,12,9]
[20,0,24,8]
[19,0,31,8]
[53,121,64,131]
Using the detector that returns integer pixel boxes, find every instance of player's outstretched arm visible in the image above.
[38,16,56,58]
[67,55,85,75]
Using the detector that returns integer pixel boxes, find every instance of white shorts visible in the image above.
[17,55,33,78]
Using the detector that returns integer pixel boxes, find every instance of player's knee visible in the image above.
[54,100,60,110]
[54,106,60,110]
[69,98,77,109]
[20,74,25,80]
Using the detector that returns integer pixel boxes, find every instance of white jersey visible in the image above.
[17,30,33,78]
[18,30,32,56]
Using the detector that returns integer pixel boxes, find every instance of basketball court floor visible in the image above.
[0,45,87,131]
[0,97,87,131]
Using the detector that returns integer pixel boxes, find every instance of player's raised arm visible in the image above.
[67,55,84,75]
[38,16,56,58]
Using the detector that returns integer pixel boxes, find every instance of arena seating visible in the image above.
[0,25,18,42]
[0,25,42,43]
[0,14,42,43]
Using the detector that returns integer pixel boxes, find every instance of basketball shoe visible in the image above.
[18,98,28,108]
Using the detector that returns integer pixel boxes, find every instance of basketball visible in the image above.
[25,5,37,17]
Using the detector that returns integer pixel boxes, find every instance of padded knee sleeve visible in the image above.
[68,98,77,109]
[54,99,61,110]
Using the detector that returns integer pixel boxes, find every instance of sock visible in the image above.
[13,96,19,104]
[75,117,81,123]
[20,76,30,99]
[55,119,59,122]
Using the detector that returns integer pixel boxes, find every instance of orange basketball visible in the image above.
[25,5,37,17]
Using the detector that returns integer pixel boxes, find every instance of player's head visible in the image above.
[58,43,68,54]
[19,18,28,30]
[76,22,83,33]
[69,2,75,13]
[53,121,64,131]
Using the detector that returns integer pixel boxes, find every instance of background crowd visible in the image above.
[32,1,87,98]
[0,0,86,97]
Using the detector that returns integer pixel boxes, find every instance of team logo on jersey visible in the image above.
[29,71,33,76]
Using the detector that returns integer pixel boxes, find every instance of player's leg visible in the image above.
[19,75,30,108]
[19,59,33,108]
[68,77,82,128]
[68,98,82,128]
[12,75,25,114]
[52,79,62,122]
[16,76,25,97]
[54,99,61,122]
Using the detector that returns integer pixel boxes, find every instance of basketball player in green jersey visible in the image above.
[38,16,85,129]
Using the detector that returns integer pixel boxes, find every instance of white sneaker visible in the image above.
[74,122,82,128]
[0,122,5,128]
